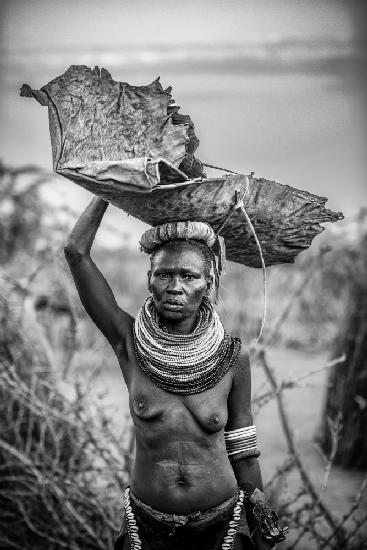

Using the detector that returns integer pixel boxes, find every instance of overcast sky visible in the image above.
[1,0,366,247]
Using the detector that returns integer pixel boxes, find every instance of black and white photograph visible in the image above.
[0,1,366,549]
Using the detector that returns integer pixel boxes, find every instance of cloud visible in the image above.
[1,35,365,86]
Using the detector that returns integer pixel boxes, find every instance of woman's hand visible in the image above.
[253,530,277,550]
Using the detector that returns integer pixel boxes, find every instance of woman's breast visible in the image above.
[129,392,229,458]
[129,366,232,433]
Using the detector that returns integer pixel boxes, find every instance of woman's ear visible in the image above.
[205,274,213,296]
[147,270,152,293]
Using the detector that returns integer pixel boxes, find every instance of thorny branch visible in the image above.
[246,241,367,548]
[319,474,367,550]
[252,355,346,414]
[248,243,366,548]
[253,345,346,547]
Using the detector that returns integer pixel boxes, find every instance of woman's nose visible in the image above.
[167,276,182,293]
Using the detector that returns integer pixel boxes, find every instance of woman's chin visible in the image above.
[160,309,185,320]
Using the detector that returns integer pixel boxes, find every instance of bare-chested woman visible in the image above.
[64,197,286,550]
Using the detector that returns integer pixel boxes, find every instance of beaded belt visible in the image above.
[123,487,245,550]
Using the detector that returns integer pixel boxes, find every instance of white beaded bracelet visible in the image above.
[224,425,260,458]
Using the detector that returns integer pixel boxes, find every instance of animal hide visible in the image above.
[21,65,343,267]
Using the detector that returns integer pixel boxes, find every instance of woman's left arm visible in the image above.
[226,351,263,489]
[226,351,285,549]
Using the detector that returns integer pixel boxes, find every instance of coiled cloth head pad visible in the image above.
[140,220,216,254]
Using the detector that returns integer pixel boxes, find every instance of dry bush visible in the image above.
[250,222,367,548]
[253,346,367,550]
[0,286,131,550]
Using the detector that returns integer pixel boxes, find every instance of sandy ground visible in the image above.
[76,346,367,546]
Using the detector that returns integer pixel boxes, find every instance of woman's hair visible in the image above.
[150,239,213,278]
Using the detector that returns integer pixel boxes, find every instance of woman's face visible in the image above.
[148,242,212,324]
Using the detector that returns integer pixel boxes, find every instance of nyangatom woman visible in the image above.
[64,197,287,550]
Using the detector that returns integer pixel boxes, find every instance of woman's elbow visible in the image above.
[64,239,84,265]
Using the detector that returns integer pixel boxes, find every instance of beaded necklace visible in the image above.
[124,487,245,550]
[133,296,241,394]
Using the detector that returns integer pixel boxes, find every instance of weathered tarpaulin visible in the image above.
[21,65,343,267]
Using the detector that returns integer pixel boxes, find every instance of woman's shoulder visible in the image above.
[232,342,251,377]
[228,335,250,365]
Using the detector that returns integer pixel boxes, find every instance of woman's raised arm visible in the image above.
[64,196,133,350]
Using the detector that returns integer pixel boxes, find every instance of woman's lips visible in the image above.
[163,301,184,310]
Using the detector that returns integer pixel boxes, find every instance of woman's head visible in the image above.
[148,240,213,325]
[140,220,222,330]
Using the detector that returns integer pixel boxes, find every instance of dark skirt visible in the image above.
[114,489,254,550]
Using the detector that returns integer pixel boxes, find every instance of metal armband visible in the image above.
[224,425,260,462]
